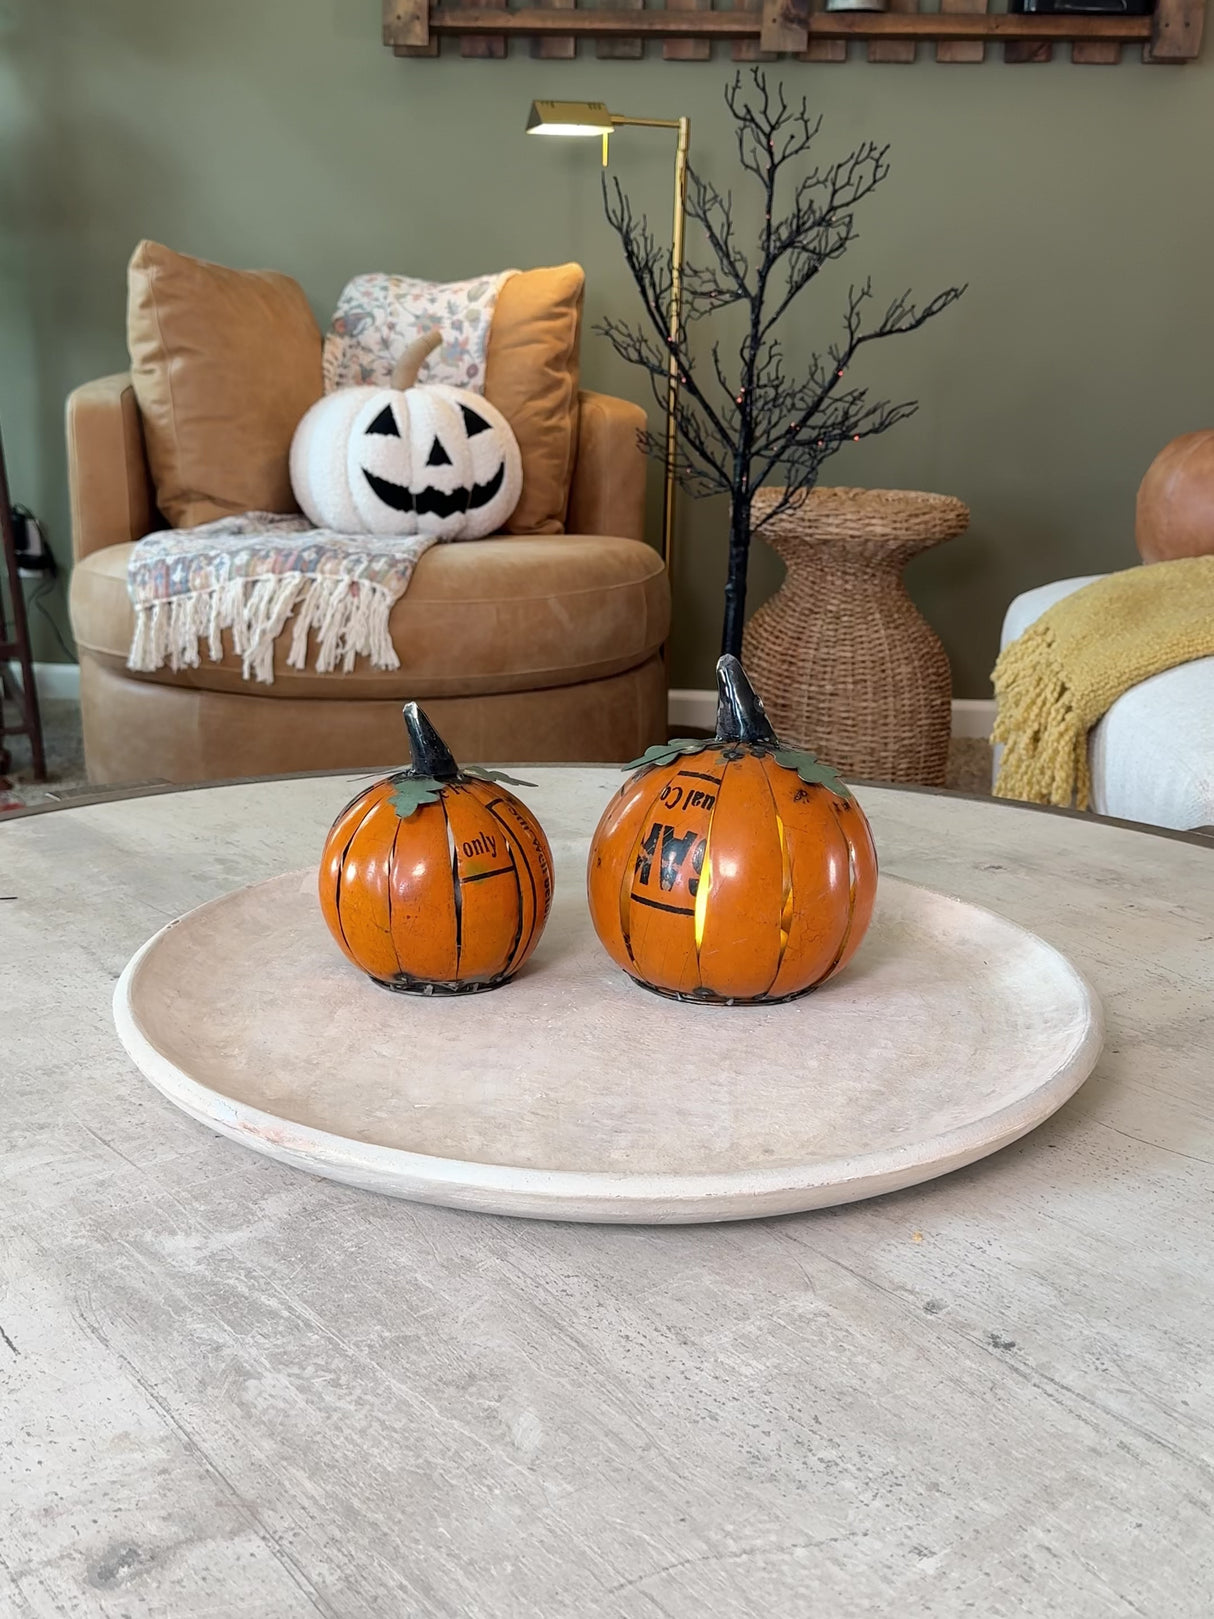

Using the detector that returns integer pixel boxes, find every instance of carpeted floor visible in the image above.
[1,700,95,811]
[1,698,995,811]
[946,736,997,796]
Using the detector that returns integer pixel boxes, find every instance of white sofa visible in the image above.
[999,576,1214,832]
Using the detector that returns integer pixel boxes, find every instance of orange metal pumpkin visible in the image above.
[587,655,877,1005]
[319,703,554,994]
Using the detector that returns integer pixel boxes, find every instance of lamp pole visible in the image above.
[604,115,690,586]
[526,103,690,590]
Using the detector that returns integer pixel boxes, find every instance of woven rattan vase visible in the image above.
[742,487,970,786]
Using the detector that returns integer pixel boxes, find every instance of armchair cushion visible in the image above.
[70,532,668,702]
[127,239,323,528]
[484,264,584,536]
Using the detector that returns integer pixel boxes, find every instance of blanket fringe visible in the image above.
[128,574,401,685]
[991,621,1091,811]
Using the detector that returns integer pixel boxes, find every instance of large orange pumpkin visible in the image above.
[587,655,877,1005]
[319,703,554,995]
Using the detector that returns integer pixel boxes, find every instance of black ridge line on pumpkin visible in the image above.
[362,464,506,520]
[689,767,720,993]
[616,781,658,975]
[331,800,376,963]
[753,758,789,998]
[443,798,464,977]
[481,794,532,976]
[385,812,403,973]
[817,832,860,989]
[373,797,403,946]
[494,790,554,953]
[807,816,856,989]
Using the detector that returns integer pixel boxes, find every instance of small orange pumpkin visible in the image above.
[319,704,554,995]
[587,655,877,1005]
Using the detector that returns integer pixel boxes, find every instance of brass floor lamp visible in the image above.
[526,101,689,589]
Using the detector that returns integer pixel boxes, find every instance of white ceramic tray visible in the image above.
[113,866,1103,1224]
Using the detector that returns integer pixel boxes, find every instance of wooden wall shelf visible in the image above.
[385,0,1203,62]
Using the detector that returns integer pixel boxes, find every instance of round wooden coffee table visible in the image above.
[2,771,1211,1616]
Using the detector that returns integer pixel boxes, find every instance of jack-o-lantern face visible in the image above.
[290,330,523,539]
[360,396,507,523]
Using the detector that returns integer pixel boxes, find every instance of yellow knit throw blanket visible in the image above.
[992,556,1214,810]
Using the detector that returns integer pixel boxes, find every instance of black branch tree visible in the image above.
[599,70,965,658]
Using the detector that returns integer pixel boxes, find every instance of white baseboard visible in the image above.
[8,665,996,741]
[667,688,722,731]
[669,687,995,741]
[7,661,81,702]
[950,698,997,739]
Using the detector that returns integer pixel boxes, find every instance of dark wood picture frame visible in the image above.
[385,0,1204,64]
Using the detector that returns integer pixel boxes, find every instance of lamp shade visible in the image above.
[526,100,615,137]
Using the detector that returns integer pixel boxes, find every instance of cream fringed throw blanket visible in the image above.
[993,556,1214,810]
[127,514,436,684]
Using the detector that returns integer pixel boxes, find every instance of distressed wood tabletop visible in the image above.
[1,771,1211,1617]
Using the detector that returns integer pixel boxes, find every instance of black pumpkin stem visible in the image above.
[714,655,779,747]
[401,702,460,781]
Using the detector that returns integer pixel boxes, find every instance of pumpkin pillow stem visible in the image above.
[391,328,443,391]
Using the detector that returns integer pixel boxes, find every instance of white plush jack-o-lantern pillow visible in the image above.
[289,330,522,539]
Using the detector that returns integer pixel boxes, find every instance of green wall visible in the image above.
[2,0,1211,694]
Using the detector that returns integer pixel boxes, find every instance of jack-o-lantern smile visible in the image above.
[363,462,506,518]
[289,328,523,540]
[361,404,508,518]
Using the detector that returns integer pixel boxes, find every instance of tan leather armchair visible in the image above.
[67,375,669,784]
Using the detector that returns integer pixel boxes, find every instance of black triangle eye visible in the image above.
[460,405,491,438]
[366,405,399,437]
[426,437,453,467]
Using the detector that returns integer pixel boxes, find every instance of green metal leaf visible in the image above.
[770,748,852,800]
[622,737,712,772]
[389,777,445,819]
[461,765,537,789]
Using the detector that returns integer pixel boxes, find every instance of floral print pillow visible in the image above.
[322,270,517,396]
